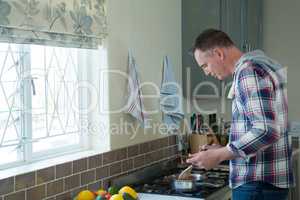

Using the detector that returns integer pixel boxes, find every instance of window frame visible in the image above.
[0,43,91,170]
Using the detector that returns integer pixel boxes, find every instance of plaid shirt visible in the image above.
[227,51,294,189]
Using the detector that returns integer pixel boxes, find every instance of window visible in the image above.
[0,43,92,169]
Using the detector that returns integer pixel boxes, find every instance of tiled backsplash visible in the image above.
[0,135,178,200]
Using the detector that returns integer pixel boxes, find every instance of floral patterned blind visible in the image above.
[0,0,107,49]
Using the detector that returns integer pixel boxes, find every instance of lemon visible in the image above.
[118,186,138,199]
[77,190,95,200]
[110,194,124,200]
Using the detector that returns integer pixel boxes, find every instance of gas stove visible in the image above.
[111,162,231,200]
[134,167,229,199]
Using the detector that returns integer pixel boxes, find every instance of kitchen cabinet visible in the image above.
[182,0,263,98]
[220,0,263,52]
[182,0,221,98]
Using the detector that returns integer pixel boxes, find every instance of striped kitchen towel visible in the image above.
[124,51,149,128]
[160,56,184,131]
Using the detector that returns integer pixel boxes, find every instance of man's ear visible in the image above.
[213,48,225,61]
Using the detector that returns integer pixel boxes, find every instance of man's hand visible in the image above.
[200,144,222,151]
[186,146,235,170]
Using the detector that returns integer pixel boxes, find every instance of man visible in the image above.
[186,29,293,200]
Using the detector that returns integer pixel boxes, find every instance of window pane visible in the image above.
[0,146,21,164]
[0,43,23,166]
[30,45,82,153]
[33,134,80,153]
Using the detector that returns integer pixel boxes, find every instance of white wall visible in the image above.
[105,0,182,149]
[262,0,300,121]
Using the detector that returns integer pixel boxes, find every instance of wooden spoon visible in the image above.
[178,165,193,180]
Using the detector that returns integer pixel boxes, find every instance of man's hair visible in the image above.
[192,29,234,53]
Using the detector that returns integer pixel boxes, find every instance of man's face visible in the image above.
[193,48,229,80]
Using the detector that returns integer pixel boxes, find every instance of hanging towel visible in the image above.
[160,56,184,131]
[124,51,149,127]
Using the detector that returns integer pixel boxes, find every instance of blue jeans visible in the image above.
[232,181,289,200]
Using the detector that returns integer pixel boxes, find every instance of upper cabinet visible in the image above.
[221,0,263,51]
[243,0,263,51]
[182,0,263,98]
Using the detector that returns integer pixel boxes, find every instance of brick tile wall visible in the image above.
[0,135,178,200]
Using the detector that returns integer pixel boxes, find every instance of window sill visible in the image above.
[0,149,101,180]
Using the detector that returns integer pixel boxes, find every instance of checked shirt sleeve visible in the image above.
[229,65,281,159]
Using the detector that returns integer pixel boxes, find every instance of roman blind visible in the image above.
[0,0,108,49]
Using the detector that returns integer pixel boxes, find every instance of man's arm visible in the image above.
[229,65,280,159]
[187,146,236,170]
